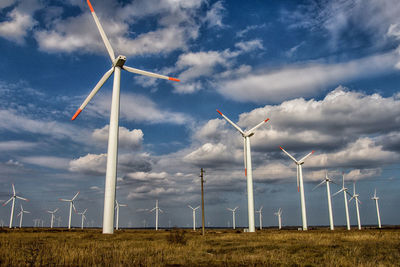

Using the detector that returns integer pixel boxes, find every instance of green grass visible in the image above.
[0,228,399,266]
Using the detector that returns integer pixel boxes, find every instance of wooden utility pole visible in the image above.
[200,168,205,236]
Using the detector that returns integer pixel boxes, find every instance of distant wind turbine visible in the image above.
[59,192,79,229]
[150,200,163,230]
[332,174,352,230]
[47,208,59,229]
[280,147,314,231]
[274,208,282,230]
[77,209,87,229]
[349,182,362,230]
[227,207,239,230]
[371,189,382,228]
[2,184,28,228]
[70,0,180,235]
[17,205,30,228]
[217,110,269,232]
[115,200,127,230]
[188,205,200,231]
[313,172,335,230]
[255,206,263,230]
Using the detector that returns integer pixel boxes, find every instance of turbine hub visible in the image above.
[113,55,127,68]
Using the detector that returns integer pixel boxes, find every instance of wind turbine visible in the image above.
[59,192,79,229]
[332,173,352,230]
[312,172,335,230]
[274,208,282,230]
[217,110,269,232]
[2,184,28,228]
[227,207,239,230]
[149,200,163,230]
[255,206,263,230]
[371,189,382,228]
[115,200,127,230]
[77,209,87,229]
[17,205,30,228]
[70,0,180,235]
[279,147,314,231]
[188,205,200,231]
[47,208,59,229]
[349,182,362,230]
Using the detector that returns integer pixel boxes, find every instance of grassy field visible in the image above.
[0,227,399,266]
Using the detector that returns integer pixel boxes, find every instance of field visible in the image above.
[0,227,399,266]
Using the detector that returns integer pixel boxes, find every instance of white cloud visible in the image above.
[236,24,267,38]
[204,1,225,28]
[184,143,240,168]
[20,156,70,170]
[0,141,37,151]
[69,153,107,175]
[126,171,168,181]
[218,52,398,103]
[234,39,264,52]
[92,125,143,149]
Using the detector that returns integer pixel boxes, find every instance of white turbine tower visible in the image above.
[115,200,127,230]
[332,174,352,230]
[280,147,314,231]
[77,209,87,229]
[70,0,180,235]
[47,208,59,229]
[255,206,263,230]
[150,200,163,230]
[17,205,30,228]
[274,208,282,230]
[371,189,382,229]
[59,192,79,229]
[188,205,200,231]
[217,110,269,233]
[312,172,335,230]
[227,207,239,230]
[2,184,28,228]
[349,182,362,230]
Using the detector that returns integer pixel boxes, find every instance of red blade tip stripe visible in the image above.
[169,77,180,82]
[297,187,300,192]
[311,150,315,154]
[71,109,82,121]
[87,0,94,12]
[216,109,222,116]
[279,146,283,150]
[265,118,270,122]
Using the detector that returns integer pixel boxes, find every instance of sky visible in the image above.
[1,0,400,229]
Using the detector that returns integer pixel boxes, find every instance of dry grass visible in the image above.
[0,227,399,266]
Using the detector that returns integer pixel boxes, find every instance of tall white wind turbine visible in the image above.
[312,172,335,230]
[279,147,314,231]
[349,182,362,230]
[217,110,269,232]
[150,200,163,230]
[17,205,30,228]
[2,184,28,228]
[70,0,180,235]
[332,174,352,230]
[47,208,59,229]
[227,207,238,230]
[188,205,200,231]
[255,206,263,230]
[274,208,282,230]
[371,189,382,228]
[59,192,79,229]
[115,200,127,230]
[77,209,87,229]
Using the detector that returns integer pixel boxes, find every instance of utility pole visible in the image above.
[201,168,205,236]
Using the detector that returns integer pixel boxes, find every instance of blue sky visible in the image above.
[1,0,400,229]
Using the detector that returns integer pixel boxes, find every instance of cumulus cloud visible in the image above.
[20,156,70,170]
[204,1,225,28]
[184,143,240,168]
[92,125,143,149]
[125,171,168,181]
[0,141,37,151]
[69,153,107,175]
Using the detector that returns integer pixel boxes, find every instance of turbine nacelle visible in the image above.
[113,55,126,68]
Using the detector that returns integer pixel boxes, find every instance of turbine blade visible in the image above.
[353,182,356,195]
[2,197,13,206]
[312,180,326,191]
[299,150,315,163]
[54,208,59,213]
[83,209,87,214]
[159,208,163,213]
[86,0,115,62]
[122,66,180,81]
[188,205,193,209]
[12,184,15,195]
[243,139,247,176]
[279,146,298,163]
[72,203,77,213]
[71,68,114,120]
[16,196,28,201]
[216,109,245,135]
[195,206,200,210]
[120,204,127,207]
[72,192,80,201]
[296,166,300,192]
[332,188,344,197]
[246,118,270,135]
[59,198,70,202]
[149,207,156,212]
[374,188,376,198]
